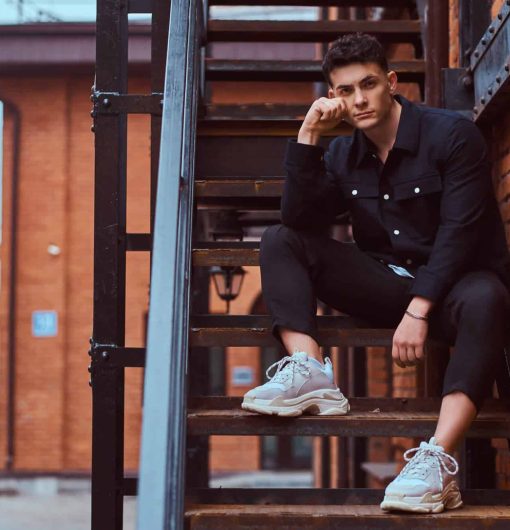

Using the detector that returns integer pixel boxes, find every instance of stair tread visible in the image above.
[187,503,510,516]
[187,398,510,437]
[195,177,283,199]
[186,503,510,529]
[191,314,377,327]
[209,0,413,6]
[190,314,398,347]
[198,104,354,136]
[208,19,421,43]
[206,59,425,70]
[205,58,425,82]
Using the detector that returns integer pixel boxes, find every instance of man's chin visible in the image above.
[353,116,379,130]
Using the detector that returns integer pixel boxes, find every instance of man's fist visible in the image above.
[301,96,347,134]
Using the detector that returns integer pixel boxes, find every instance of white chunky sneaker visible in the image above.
[241,351,349,417]
[380,437,462,513]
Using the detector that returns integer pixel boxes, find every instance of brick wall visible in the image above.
[0,63,314,474]
[0,75,152,472]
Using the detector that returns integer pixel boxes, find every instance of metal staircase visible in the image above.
[90,1,510,529]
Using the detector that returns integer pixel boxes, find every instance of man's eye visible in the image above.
[364,80,376,88]
[339,88,351,96]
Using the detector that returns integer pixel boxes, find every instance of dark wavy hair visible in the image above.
[322,33,388,87]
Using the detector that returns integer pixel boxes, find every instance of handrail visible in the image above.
[136,1,203,529]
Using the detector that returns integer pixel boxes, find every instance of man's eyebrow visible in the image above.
[335,74,379,90]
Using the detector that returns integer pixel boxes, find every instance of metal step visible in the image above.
[205,59,425,83]
[198,104,353,137]
[208,0,413,5]
[187,397,510,437]
[190,314,393,347]
[207,19,421,44]
[196,176,283,210]
[185,503,510,529]
[188,487,510,506]
[193,241,260,266]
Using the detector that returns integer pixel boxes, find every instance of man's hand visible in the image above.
[392,315,428,368]
[298,97,347,145]
[392,296,433,368]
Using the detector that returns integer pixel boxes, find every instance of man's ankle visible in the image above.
[308,353,324,364]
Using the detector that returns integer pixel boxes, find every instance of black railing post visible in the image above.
[137,0,202,528]
[91,0,129,528]
[425,0,449,107]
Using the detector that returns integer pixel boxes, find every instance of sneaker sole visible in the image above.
[380,481,463,514]
[241,389,350,417]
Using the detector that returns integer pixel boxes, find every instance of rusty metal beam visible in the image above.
[471,1,510,121]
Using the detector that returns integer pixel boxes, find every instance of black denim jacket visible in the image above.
[282,94,510,302]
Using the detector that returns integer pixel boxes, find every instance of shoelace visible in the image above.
[399,442,459,489]
[265,355,311,385]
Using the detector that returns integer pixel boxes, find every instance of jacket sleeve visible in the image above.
[409,119,492,302]
[281,138,348,231]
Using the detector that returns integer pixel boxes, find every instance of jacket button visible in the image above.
[383,194,390,200]
[352,189,358,196]
[414,187,420,193]
[393,229,400,235]
[406,258,413,265]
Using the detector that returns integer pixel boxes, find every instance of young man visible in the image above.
[241,33,510,513]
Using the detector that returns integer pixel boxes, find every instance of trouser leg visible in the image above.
[432,271,510,411]
[259,224,412,345]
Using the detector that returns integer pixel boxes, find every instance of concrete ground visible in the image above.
[0,471,311,529]
[0,494,137,530]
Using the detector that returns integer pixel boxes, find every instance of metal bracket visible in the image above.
[92,92,164,116]
[442,67,474,117]
[88,338,146,386]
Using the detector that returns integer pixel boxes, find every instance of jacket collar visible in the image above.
[350,94,422,169]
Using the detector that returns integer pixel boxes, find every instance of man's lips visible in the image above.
[355,111,374,118]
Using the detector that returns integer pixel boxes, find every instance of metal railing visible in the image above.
[136,1,204,529]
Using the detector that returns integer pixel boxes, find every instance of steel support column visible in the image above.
[424,0,449,107]
[91,0,129,528]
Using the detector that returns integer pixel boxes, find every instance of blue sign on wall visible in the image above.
[32,311,58,337]
[232,366,254,386]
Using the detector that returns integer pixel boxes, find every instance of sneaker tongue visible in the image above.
[291,351,308,362]
[427,437,445,451]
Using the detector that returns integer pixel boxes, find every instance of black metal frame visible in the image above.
[90,1,128,527]
[91,0,204,528]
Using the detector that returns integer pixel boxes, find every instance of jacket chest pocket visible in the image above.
[339,181,379,200]
[392,172,443,201]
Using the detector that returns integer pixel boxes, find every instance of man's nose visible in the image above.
[354,88,367,106]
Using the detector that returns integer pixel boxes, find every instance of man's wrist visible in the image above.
[406,296,434,318]
[298,126,321,146]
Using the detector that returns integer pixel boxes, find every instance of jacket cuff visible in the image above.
[408,267,445,302]
[285,139,325,169]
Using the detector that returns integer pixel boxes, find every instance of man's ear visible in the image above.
[387,70,398,94]
[328,87,334,98]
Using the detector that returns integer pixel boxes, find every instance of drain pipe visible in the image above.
[2,98,21,471]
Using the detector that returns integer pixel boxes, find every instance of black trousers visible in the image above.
[260,224,510,411]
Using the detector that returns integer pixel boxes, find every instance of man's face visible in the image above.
[327,62,397,130]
